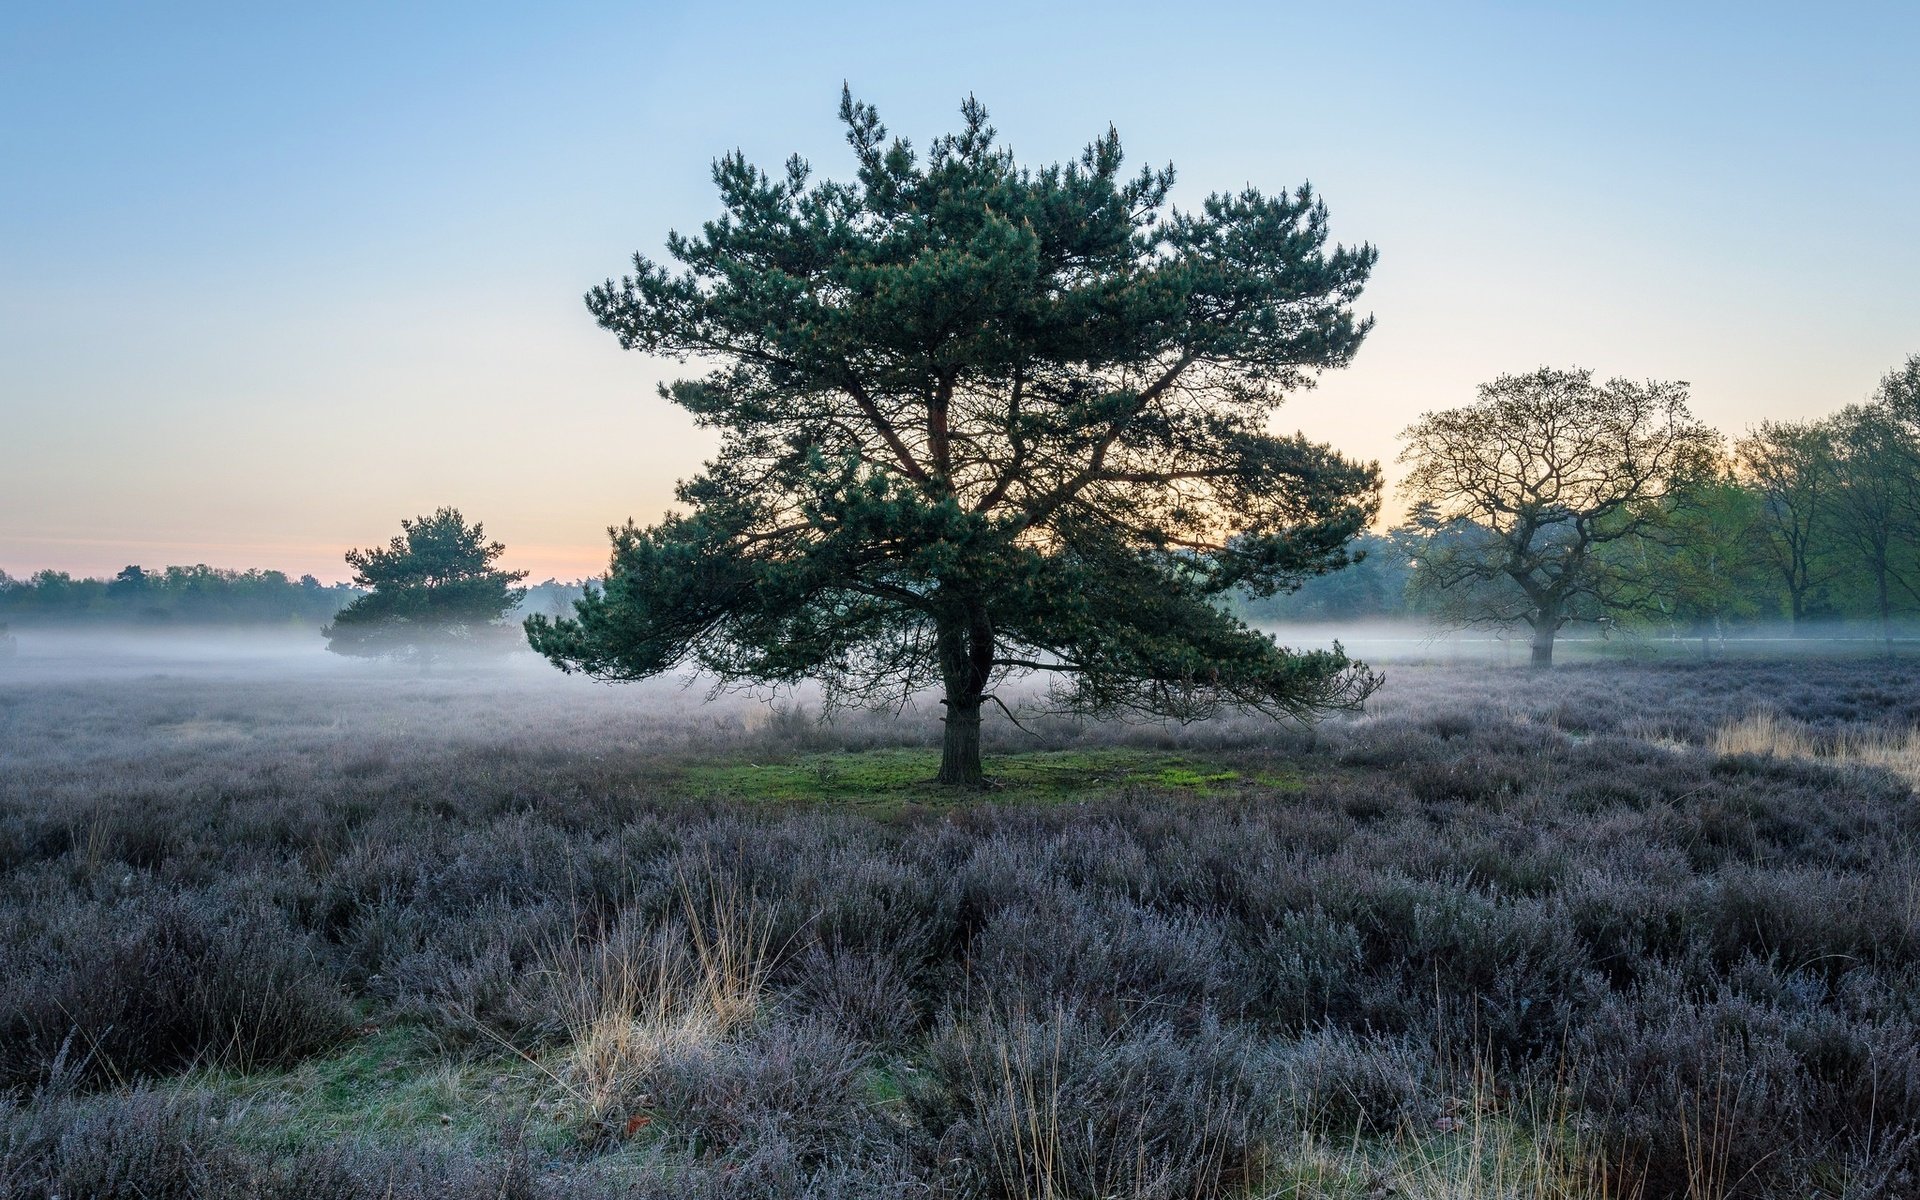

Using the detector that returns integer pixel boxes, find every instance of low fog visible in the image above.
[7,617,1918,687]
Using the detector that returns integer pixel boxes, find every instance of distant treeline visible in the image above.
[1241,392,1920,637]
[519,578,595,621]
[0,566,597,629]
[1232,533,1418,623]
[0,566,361,627]
[7,521,1912,639]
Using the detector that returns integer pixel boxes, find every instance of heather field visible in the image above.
[6,646,1920,1198]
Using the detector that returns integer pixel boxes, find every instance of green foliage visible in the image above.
[529,89,1385,781]
[1735,418,1846,623]
[1616,474,1776,642]
[1877,352,1920,427]
[1824,402,1920,636]
[1385,355,1920,645]
[1731,393,1920,629]
[324,508,528,661]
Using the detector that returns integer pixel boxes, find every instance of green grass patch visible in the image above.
[683,746,1286,809]
[176,1024,567,1155]
[1152,764,1241,788]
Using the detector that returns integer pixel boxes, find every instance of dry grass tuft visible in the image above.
[1715,710,1920,788]
[547,873,773,1133]
[962,1018,1233,1200]
[1283,1064,1629,1200]
[1712,710,1819,760]
[926,1008,1264,1200]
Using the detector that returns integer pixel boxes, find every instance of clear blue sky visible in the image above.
[4,1,1915,580]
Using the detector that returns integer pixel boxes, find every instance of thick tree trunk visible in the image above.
[1529,605,1558,669]
[940,695,984,787]
[935,602,994,786]
[1879,570,1894,660]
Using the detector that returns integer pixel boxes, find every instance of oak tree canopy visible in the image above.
[1399,368,1719,667]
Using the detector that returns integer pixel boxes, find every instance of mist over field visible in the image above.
[14,615,1920,673]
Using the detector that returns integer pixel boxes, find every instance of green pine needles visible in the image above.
[528,89,1384,784]
[326,508,528,664]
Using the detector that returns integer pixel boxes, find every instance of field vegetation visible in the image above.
[5,650,1920,1197]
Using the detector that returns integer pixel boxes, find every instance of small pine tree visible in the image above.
[324,508,528,663]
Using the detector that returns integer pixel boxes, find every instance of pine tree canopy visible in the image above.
[326,508,528,660]
[528,89,1385,783]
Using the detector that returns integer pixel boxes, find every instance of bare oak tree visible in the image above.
[1398,367,1719,666]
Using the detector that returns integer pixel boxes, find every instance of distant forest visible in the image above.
[0,567,592,629]
[7,523,1914,640]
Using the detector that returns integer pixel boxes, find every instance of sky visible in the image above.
[3,1,1916,582]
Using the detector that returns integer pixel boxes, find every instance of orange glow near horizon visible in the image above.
[2,535,613,587]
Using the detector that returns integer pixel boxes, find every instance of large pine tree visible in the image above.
[529,91,1384,784]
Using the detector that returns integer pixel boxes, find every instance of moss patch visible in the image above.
[681,746,1280,809]
[178,1024,565,1155]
